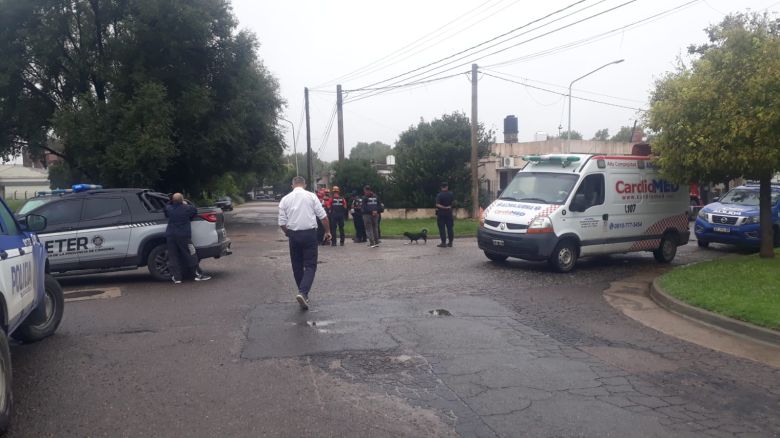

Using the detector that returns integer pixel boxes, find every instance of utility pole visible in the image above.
[305,87,313,190]
[470,63,479,219]
[337,84,345,162]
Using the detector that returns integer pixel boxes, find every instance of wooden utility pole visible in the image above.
[305,87,313,190]
[337,84,345,162]
[470,63,479,219]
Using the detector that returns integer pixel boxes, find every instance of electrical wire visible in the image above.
[481,71,645,111]
[315,104,338,157]
[343,71,469,104]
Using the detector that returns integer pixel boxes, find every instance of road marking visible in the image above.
[64,287,122,302]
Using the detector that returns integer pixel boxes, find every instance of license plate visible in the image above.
[713,226,730,233]
[492,239,504,246]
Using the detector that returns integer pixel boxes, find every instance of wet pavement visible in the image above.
[7,202,780,437]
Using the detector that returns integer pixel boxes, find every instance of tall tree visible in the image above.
[331,159,384,199]
[648,12,780,258]
[610,125,641,142]
[392,112,492,208]
[591,128,609,141]
[349,141,393,163]
[0,0,284,193]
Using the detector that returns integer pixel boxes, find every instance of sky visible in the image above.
[231,0,780,162]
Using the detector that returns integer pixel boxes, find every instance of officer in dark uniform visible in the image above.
[165,193,211,282]
[325,186,348,246]
[435,182,455,247]
[361,185,381,247]
[351,193,366,243]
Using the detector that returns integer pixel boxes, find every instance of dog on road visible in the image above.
[403,228,428,244]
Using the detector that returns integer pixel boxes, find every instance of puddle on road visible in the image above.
[428,309,452,317]
[289,320,336,334]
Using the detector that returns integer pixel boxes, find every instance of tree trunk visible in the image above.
[759,175,774,258]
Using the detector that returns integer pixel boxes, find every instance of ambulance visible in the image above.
[478,151,690,272]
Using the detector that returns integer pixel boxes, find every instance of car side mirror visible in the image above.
[712,197,720,202]
[570,194,587,212]
[21,214,47,232]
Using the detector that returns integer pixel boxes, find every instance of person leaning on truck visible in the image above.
[165,193,211,283]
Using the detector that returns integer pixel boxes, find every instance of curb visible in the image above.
[649,278,780,347]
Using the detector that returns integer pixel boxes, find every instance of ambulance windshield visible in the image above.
[499,172,578,204]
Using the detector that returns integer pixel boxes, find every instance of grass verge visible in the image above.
[659,249,780,330]
[340,217,479,238]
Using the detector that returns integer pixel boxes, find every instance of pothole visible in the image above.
[428,309,452,316]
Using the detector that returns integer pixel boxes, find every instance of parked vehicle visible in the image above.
[0,198,65,433]
[694,184,780,248]
[215,196,233,211]
[23,186,231,281]
[478,152,690,272]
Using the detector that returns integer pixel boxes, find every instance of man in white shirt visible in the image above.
[278,176,331,310]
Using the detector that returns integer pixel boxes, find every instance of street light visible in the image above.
[280,117,299,175]
[567,59,624,152]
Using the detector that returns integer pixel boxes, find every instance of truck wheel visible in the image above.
[484,251,508,262]
[697,240,709,248]
[15,275,65,343]
[548,240,578,273]
[0,330,12,434]
[654,233,678,263]
[147,244,171,281]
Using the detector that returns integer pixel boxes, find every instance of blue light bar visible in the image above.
[72,184,103,192]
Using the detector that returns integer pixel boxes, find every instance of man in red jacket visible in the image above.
[325,186,348,246]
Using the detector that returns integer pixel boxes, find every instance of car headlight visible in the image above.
[528,216,554,234]
[697,209,707,220]
[744,216,760,225]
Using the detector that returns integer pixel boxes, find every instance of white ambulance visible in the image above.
[478,153,690,272]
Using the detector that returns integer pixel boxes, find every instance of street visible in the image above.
[8,202,780,437]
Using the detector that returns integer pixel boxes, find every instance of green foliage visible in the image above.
[554,130,582,140]
[331,159,384,198]
[647,12,780,257]
[0,0,284,193]
[591,128,609,141]
[610,125,640,142]
[341,218,480,238]
[391,112,492,209]
[269,152,330,194]
[349,141,393,163]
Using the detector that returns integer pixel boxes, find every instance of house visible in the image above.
[0,164,50,200]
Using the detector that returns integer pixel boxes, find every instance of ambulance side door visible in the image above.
[603,171,646,253]
[567,173,608,256]
[33,199,84,269]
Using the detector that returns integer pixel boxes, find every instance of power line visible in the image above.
[344,71,468,93]
[481,71,645,111]
[316,104,338,157]
[344,71,470,104]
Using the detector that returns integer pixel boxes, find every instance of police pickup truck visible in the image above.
[20,186,232,281]
[0,197,65,433]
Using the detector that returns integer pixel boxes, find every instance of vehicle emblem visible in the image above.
[499,223,506,230]
[720,217,728,224]
[92,235,104,247]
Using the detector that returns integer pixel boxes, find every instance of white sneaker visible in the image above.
[171,276,182,284]
[195,273,212,281]
[296,294,309,310]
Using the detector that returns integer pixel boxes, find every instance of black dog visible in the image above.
[403,228,428,244]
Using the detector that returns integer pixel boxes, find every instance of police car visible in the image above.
[21,185,232,281]
[0,197,65,433]
[694,184,780,248]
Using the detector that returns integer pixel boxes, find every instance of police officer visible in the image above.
[325,186,348,246]
[435,182,455,247]
[361,185,381,248]
[165,193,211,283]
[351,193,366,243]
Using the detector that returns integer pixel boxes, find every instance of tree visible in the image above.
[647,12,780,258]
[592,128,609,141]
[391,112,492,208]
[270,152,329,194]
[0,0,284,194]
[349,141,393,164]
[331,159,384,199]
[610,125,641,142]
[554,130,582,140]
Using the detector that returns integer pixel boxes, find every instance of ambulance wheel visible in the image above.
[549,240,578,273]
[697,240,710,248]
[0,329,12,434]
[148,244,171,281]
[654,233,678,263]
[483,251,508,262]
[15,275,65,343]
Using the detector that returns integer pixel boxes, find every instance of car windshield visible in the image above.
[719,189,780,206]
[499,172,579,204]
[18,197,54,215]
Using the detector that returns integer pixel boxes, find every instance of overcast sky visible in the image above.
[232,0,779,162]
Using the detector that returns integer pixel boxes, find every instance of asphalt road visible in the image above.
[7,201,780,437]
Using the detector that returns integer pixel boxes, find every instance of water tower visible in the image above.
[503,115,518,143]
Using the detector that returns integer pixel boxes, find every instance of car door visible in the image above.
[33,199,84,269]
[77,197,132,266]
[0,201,37,329]
[567,173,608,256]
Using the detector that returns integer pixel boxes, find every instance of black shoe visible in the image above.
[340,241,344,246]
[447,242,453,247]
[331,242,337,247]
[296,294,309,310]
[437,243,447,248]
[195,272,212,281]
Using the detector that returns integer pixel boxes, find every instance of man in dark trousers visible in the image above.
[361,185,381,248]
[435,182,455,248]
[165,193,211,283]
[278,177,331,310]
[351,194,366,243]
[325,186,348,246]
